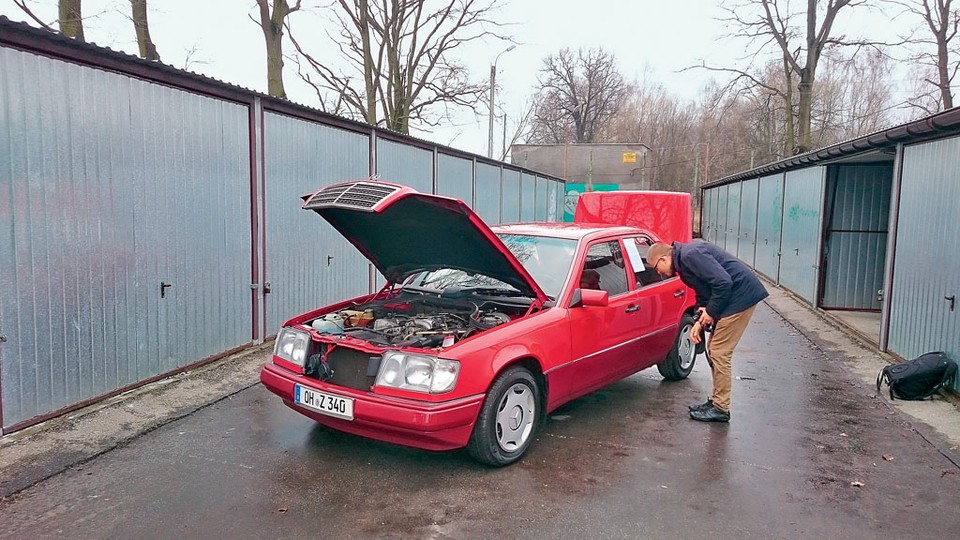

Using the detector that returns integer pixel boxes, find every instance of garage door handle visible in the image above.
[625,305,639,313]
[673,290,685,298]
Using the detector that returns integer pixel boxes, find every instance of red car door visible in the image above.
[565,239,644,399]
[622,236,689,370]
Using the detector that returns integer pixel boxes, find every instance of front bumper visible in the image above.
[260,363,484,452]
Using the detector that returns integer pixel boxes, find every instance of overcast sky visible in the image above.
[0,0,911,156]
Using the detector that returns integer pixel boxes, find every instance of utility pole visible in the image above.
[501,112,508,160]
[488,45,515,158]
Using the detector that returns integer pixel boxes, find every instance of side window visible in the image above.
[625,236,664,287]
[581,241,629,296]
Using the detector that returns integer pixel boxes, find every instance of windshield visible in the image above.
[497,234,577,298]
[401,234,578,299]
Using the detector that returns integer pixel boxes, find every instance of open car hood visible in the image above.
[302,181,549,303]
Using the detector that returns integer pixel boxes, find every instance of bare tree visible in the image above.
[289,0,505,134]
[900,0,959,110]
[601,80,701,191]
[527,48,628,144]
[253,0,302,99]
[59,0,84,40]
[130,0,160,61]
[816,48,894,141]
[703,0,878,154]
[13,0,57,32]
[500,99,536,160]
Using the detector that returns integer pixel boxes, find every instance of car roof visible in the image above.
[491,222,649,240]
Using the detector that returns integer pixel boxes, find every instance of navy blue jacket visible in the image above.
[672,241,768,319]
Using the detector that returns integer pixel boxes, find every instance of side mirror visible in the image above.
[571,288,608,308]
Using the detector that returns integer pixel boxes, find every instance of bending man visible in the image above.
[646,241,768,422]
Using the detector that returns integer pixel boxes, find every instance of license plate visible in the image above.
[294,385,354,421]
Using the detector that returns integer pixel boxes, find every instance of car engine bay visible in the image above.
[308,293,526,349]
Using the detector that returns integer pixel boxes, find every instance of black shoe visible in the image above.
[688,399,713,412]
[689,404,730,423]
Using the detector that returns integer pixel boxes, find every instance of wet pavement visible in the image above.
[1,302,959,539]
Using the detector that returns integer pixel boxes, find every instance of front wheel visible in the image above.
[467,366,541,467]
[657,313,697,380]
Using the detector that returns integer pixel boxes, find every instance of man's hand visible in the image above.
[697,307,715,328]
[691,320,702,344]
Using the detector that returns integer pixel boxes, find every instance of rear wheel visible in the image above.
[657,313,697,380]
[467,366,541,467]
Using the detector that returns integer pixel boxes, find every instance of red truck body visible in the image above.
[574,190,693,244]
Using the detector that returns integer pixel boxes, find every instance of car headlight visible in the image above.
[274,327,311,367]
[375,351,460,394]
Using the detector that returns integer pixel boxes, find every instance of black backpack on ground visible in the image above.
[876,351,958,401]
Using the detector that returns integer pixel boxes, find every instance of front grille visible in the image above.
[304,181,400,211]
[324,348,380,391]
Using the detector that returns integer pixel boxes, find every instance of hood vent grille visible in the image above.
[304,181,400,211]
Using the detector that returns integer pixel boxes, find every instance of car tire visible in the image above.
[466,366,541,467]
[657,313,697,381]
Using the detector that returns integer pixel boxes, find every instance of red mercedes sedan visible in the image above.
[260,180,698,466]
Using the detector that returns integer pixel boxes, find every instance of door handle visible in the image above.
[673,290,685,298]
[946,295,956,312]
[160,281,172,298]
[625,305,639,313]
[264,281,272,295]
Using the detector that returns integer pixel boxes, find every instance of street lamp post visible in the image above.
[488,44,515,159]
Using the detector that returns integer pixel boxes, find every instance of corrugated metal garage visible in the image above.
[0,18,565,433]
[700,107,960,391]
[754,173,784,282]
[887,136,960,361]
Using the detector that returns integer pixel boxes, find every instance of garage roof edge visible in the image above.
[702,106,960,188]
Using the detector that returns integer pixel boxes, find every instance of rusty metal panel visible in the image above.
[262,113,371,333]
[0,48,252,429]
[502,169,521,223]
[376,139,433,193]
[474,163,501,224]
[888,137,960,384]
[820,165,892,310]
[724,181,742,255]
[436,153,473,207]
[755,173,784,282]
[520,172,537,221]
[738,178,759,266]
[779,167,825,304]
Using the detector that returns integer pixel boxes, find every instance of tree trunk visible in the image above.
[937,43,954,109]
[782,53,796,155]
[264,29,286,99]
[58,0,84,40]
[933,0,955,109]
[796,0,817,154]
[131,0,160,61]
[257,0,295,100]
[797,69,813,153]
[358,0,377,124]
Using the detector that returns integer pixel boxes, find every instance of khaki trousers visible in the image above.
[706,304,757,413]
